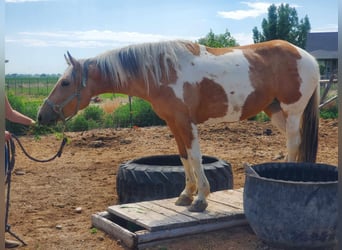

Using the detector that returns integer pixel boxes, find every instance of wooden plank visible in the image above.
[150,193,244,223]
[136,217,248,247]
[150,198,224,222]
[234,188,244,193]
[91,211,137,249]
[108,203,173,231]
[135,201,198,230]
[206,200,244,218]
[108,201,198,231]
[208,189,244,209]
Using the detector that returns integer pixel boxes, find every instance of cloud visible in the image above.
[6,30,199,48]
[232,32,254,45]
[218,2,301,20]
[218,2,270,20]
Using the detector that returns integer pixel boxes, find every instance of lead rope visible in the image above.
[5,138,27,246]
[5,128,68,246]
[11,134,67,163]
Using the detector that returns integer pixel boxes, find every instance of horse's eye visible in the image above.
[61,80,70,87]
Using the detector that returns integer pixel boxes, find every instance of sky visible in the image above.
[4,0,338,74]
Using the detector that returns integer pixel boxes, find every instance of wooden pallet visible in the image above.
[92,188,247,249]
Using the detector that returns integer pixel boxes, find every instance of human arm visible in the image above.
[5,95,35,125]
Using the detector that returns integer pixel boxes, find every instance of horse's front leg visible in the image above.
[186,124,210,212]
[166,121,197,206]
[175,157,197,206]
[168,121,209,211]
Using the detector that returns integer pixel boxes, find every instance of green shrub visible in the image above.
[65,105,105,131]
[113,98,165,127]
[103,113,115,128]
[320,105,338,119]
[67,115,89,131]
[83,105,104,122]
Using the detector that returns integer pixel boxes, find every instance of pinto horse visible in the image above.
[38,40,319,212]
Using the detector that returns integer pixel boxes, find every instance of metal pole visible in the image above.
[0,1,6,249]
[129,96,132,127]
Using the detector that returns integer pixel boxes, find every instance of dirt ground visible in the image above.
[6,119,338,250]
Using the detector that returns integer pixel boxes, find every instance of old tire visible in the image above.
[116,154,233,203]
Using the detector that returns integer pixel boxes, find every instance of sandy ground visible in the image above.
[5,119,338,250]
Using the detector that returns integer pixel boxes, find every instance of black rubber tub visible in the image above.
[243,162,338,249]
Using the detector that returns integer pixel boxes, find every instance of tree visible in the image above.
[198,29,239,48]
[252,4,311,48]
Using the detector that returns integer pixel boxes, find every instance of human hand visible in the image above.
[5,131,11,142]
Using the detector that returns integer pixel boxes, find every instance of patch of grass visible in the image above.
[90,227,98,234]
[248,112,270,122]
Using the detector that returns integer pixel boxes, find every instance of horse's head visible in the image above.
[38,52,92,125]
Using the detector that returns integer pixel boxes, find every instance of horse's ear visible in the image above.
[64,53,71,65]
[66,51,78,67]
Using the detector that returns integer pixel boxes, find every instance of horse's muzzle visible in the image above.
[37,104,60,125]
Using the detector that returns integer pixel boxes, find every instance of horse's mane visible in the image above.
[93,40,188,87]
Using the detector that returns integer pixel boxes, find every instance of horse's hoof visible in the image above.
[188,199,208,212]
[175,194,193,206]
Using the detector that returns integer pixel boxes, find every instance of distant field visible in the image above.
[5,76,59,97]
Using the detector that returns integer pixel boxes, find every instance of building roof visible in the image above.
[305,32,338,59]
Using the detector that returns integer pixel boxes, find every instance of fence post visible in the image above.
[129,96,132,127]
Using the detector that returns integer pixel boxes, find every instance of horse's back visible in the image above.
[155,40,319,124]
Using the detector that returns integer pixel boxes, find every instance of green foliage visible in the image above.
[67,115,89,132]
[64,98,165,131]
[99,93,125,99]
[66,105,105,131]
[248,112,271,122]
[198,29,239,48]
[320,105,338,119]
[113,98,165,127]
[103,113,116,128]
[83,105,104,122]
[253,3,311,48]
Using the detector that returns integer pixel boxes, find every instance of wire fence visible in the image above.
[5,76,59,96]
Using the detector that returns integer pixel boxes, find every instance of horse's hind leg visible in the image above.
[285,114,302,161]
[264,100,286,134]
[264,101,301,161]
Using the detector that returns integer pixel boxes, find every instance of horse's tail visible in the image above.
[298,87,319,162]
